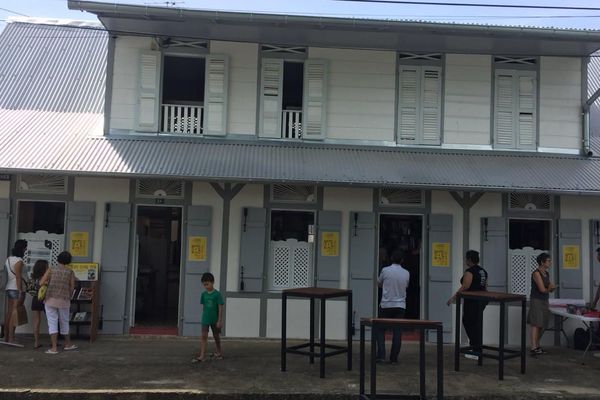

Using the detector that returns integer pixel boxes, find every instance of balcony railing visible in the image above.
[282,109,302,139]
[161,103,204,135]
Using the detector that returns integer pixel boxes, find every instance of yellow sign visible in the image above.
[321,232,339,257]
[189,236,207,262]
[562,245,580,269]
[432,242,450,267]
[68,263,99,281]
[69,231,89,257]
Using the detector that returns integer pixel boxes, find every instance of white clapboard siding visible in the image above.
[204,55,229,136]
[259,58,283,138]
[136,50,161,132]
[303,59,328,140]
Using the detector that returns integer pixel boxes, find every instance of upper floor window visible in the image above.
[493,56,537,150]
[397,53,442,145]
[259,45,328,140]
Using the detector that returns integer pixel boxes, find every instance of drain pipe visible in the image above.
[583,107,592,157]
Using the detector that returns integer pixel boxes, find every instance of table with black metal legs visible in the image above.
[281,287,353,378]
[359,318,444,400]
[454,291,527,380]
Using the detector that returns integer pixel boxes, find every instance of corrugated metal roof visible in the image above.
[0,22,107,113]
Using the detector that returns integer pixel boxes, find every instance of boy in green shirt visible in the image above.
[193,272,224,362]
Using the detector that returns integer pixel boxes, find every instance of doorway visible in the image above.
[378,214,423,319]
[132,206,182,333]
[508,218,551,295]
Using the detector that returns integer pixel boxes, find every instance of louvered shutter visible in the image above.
[204,55,229,136]
[420,67,442,145]
[303,59,328,140]
[517,73,536,149]
[136,50,161,132]
[259,58,283,138]
[398,67,419,143]
[494,72,515,148]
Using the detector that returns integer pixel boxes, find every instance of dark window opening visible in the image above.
[509,219,551,250]
[162,56,205,105]
[18,201,65,234]
[282,61,303,110]
[270,210,314,242]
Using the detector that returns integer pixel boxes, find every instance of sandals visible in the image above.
[64,344,78,351]
[530,347,546,356]
[210,353,223,360]
[45,349,59,354]
[191,356,207,363]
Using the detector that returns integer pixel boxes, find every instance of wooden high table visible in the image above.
[455,291,527,380]
[281,287,353,378]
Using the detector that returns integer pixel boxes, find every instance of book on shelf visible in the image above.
[71,288,80,300]
[72,312,88,322]
[77,287,93,301]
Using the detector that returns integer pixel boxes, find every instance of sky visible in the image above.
[1,0,600,31]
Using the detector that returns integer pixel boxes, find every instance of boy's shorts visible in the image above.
[201,324,220,334]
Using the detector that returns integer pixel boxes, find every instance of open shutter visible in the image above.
[66,201,95,263]
[204,55,229,136]
[259,58,283,138]
[428,214,453,342]
[303,59,328,140]
[0,199,8,322]
[420,67,442,145]
[398,66,419,143]
[239,207,267,292]
[182,206,212,336]
[558,219,583,299]
[100,203,131,334]
[349,212,376,336]
[494,72,515,148]
[136,50,161,132]
[482,217,507,292]
[517,73,536,149]
[591,220,600,301]
[317,210,342,288]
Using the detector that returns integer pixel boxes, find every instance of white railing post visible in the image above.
[161,104,204,135]
[281,110,302,139]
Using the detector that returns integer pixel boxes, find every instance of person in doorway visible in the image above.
[30,260,49,349]
[375,250,410,364]
[40,251,77,354]
[3,239,27,344]
[193,272,224,363]
[447,250,488,357]
[528,252,556,356]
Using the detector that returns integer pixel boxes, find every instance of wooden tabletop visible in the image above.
[361,318,442,328]
[459,291,526,301]
[282,287,352,297]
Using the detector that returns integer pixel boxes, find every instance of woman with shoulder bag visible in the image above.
[3,240,27,345]
[30,260,49,349]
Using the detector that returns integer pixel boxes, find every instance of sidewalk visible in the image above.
[1,335,599,399]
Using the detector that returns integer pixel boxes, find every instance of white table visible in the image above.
[549,307,600,364]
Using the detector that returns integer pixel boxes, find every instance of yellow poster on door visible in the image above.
[321,232,339,257]
[562,245,580,269]
[431,242,450,267]
[69,232,89,257]
[189,236,207,262]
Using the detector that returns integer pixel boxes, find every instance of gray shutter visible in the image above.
[259,58,283,138]
[66,201,95,263]
[317,210,342,288]
[494,71,515,148]
[239,207,267,292]
[591,220,600,300]
[398,66,419,143]
[100,203,131,334]
[428,214,453,342]
[481,217,507,292]
[136,50,161,132]
[182,206,212,336]
[420,67,442,145]
[557,219,583,299]
[517,73,536,149]
[349,212,376,335]
[0,199,10,307]
[204,54,229,136]
[303,59,328,140]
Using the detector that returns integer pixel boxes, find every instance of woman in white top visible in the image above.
[3,239,27,344]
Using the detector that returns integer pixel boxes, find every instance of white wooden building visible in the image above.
[2,2,600,345]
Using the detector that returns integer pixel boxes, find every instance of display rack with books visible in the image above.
[68,263,100,343]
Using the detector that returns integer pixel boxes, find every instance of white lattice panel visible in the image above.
[17,231,64,276]
[509,247,546,297]
[270,239,313,290]
[272,244,291,288]
[293,247,311,287]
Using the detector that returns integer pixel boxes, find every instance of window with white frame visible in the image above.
[397,53,442,145]
[493,57,537,150]
[259,45,328,140]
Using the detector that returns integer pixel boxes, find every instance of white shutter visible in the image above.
[136,50,161,132]
[398,67,419,143]
[303,59,328,140]
[420,67,442,145]
[517,73,536,149]
[259,58,283,138]
[204,55,229,136]
[494,71,516,148]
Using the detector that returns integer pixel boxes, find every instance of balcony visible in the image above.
[282,109,302,139]
[161,103,204,135]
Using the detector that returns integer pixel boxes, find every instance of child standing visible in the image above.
[193,272,224,362]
